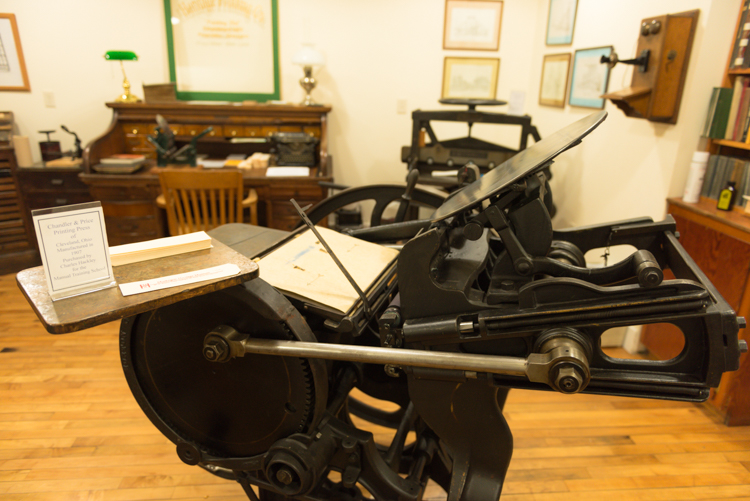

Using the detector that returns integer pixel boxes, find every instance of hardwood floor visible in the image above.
[0,272,748,500]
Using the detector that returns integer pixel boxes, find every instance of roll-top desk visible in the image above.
[82,102,332,245]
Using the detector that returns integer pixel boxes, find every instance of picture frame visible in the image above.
[443,0,503,51]
[0,13,30,91]
[545,0,578,46]
[163,0,280,102]
[442,57,500,100]
[569,46,612,109]
[539,53,571,108]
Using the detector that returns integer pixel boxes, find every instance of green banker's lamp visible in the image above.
[104,51,140,103]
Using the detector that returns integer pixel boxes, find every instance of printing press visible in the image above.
[22,111,746,500]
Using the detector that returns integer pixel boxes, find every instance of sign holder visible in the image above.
[32,202,116,301]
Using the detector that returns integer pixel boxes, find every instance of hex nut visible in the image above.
[555,366,584,393]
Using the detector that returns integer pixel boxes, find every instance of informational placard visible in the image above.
[32,202,116,301]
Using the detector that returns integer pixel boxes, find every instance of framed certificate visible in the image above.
[442,57,500,100]
[539,53,571,108]
[0,14,30,91]
[163,0,280,102]
[443,0,503,51]
[546,0,578,46]
[569,46,612,109]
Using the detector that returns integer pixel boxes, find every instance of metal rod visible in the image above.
[240,338,528,377]
[291,198,372,316]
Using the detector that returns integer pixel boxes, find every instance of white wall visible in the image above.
[526,0,739,234]
[0,0,740,241]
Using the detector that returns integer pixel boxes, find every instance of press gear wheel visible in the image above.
[120,280,327,459]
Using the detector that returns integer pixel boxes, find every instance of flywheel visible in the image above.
[120,279,328,459]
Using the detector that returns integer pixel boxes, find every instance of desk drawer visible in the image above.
[101,201,157,218]
[106,220,161,245]
[17,170,88,192]
[24,192,93,211]
[271,185,325,201]
[89,185,155,201]
[106,216,159,235]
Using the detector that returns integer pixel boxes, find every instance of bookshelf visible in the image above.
[640,2,750,426]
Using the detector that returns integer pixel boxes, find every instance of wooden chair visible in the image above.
[156,169,258,236]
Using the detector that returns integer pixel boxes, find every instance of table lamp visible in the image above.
[292,44,325,106]
[104,51,140,103]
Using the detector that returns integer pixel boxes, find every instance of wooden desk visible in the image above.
[83,102,333,243]
[641,197,750,425]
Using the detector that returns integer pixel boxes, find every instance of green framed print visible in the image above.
[163,0,280,102]
[569,46,612,109]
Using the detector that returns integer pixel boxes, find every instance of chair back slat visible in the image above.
[158,169,251,236]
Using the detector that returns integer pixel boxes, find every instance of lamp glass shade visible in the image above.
[292,45,325,67]
[104,51,138,61]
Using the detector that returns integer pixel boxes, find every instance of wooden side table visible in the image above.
[641,197,750,425]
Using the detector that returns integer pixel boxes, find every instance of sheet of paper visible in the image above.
[257,227,398,313]
[266,167,311,177]
[119,263,240,296]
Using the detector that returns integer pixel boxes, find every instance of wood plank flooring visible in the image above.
[0,272,748,500]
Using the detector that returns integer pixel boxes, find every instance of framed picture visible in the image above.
[546,0,578,45]
[539,53,571,108]
[443,0,503,51]
[569,46,612,109]
[442,57,500,100]
[163,0,280,102]
[0,14,30,91]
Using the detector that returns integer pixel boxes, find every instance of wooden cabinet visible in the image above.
[82,102,333,242]
[641,0,750,426]
[0,148,38,274]
[642,198,750,425]
[16,167,93,214]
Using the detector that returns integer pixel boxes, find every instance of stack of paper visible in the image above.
[257,227,398,313]
[109,231,213,267]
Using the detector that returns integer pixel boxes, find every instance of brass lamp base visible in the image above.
[115,61,140,103]
[299,65,317,106]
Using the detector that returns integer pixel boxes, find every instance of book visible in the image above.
[109,231,213,267]
[730,0,750,69]
[100,154,146,166]
[702,88,720,137]
[708,88,734,139]
[725,77,746,139]
[700,154,718,198]
[736,160,750,198]
[709,156,729,199]
[734,80,750,141]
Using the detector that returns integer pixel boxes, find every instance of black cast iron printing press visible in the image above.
[19,112,746,501]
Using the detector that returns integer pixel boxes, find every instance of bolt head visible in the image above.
[203,339,227,362]
[500,280,514,291]
[276,467,294,485]
[555,366,584,394]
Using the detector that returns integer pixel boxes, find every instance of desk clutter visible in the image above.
[77,102,332,236]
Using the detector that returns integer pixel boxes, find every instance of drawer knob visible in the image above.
[55,199,68,205]
[51,179,64,185]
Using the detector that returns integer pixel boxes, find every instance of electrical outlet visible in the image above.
[43,91,56,108]
[396,99,407,114]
